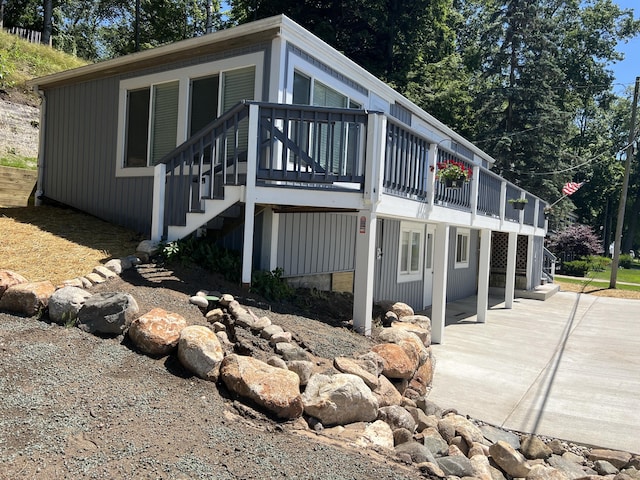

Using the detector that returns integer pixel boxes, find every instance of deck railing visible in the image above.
[152,102,547,240]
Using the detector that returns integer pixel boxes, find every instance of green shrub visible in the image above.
[159,236,241,282]
[562,260,590,277]
[619,254,634,269]
[586,255,611,272]
[250,268,293,301]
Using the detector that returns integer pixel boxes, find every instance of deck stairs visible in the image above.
[166,185,244,241]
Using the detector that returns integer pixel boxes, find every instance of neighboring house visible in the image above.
[29,15,549,341]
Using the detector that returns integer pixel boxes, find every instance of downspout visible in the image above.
[35,89,46,206]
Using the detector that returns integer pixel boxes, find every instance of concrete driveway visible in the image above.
[426,291,640,454]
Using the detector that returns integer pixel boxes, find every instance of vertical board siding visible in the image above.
[44,80,154,233]
[531,235,543,288]
[373,218,424,309]
[277,212,357,277]
[446,227,479,302]
[41,43,270,235]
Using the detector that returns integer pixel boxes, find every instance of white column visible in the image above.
[353,210,377,336]
[505,231,518,309]
[477,228,492,323]
[431,223,450,344]
[526,234,535,290]
[258,206,280,271]
[241,104,259,287]
[151,163,166,242]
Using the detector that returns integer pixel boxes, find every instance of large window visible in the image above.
[397,222,424,283]
[117,52,263,177]
[455,228,470,269]
[124,82,179,168]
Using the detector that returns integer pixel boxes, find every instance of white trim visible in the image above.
[397,221,425,283]
[454,227,470,269]
[115,52,264,178]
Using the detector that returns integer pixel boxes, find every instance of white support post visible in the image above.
[526,234,535,290]
[241,104,260,287]
[477,228,492,323]
[259,206,280,272]
[505,231,518,309]
[353,210,377,336]
[151,163,166,242]
[431,223,450,344]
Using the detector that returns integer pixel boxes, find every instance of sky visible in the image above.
[610,0,639,95]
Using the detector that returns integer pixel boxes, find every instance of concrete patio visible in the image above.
[425,291,640,454]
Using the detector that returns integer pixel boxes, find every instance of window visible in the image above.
[455,228,470,269]
[123,82,179,168]
[397,222,424,283]
[292,71,362,176]
[116,52,263,177]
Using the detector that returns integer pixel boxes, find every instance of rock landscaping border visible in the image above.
[1,240,639,480]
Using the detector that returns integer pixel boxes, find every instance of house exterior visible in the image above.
[29,15,549,341]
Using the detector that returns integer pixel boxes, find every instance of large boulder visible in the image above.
[128,308,187,356]
[0,270,28,298]
[302,373,378,426]
[0,281,55,316]
[371,343,419,379]
[408,350,435,396]
[439,414,484,446]
[220,354,303,419]
[377,405,416,432]
[333,357,379,390]
[489,440,532,478]
[437,455,475,478]
[394,441,436,464]
[77,292,139,335]
[177,325,224,381]
[588,449,632,469]
[372,373,403,407]
[354,420,395,450]
[48,286,92,325]
[390,320,431,346]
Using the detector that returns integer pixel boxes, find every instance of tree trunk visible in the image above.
[206,0,214,33]
[42,0,53,46]
[622,186,640,253]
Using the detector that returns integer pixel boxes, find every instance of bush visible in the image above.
[562,260,590,277]
[586,255,611,272]
[619,254,634,269]
[250,268,293,301]
[159,236,241,282]
[548,224,603,258]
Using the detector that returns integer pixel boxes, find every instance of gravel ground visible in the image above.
[0,263,423,480]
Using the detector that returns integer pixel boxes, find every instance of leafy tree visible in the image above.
[548,223,603,258]
[229,0,454,90]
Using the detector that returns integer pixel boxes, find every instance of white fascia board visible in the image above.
[278,17,496,166]
[252,186,367,210]
[28,15,285,90]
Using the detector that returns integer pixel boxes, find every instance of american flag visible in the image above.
[562,182,584,196]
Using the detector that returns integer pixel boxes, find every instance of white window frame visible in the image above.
[397,221,425,283]
[455,228,470,269]
[115,51,264,177]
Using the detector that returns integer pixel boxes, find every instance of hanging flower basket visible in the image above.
[431,160,472,189]
[508,198,528,210]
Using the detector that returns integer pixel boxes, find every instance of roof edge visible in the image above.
[28,15,286,90]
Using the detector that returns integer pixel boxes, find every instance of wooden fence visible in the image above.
[3,27,51,46]
[0,166,37,207]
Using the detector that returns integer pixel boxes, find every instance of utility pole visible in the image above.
[610,76,639,288]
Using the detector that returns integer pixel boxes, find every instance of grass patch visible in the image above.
[0,30,87,96]
[587,264,640,284]
[0,151,37,170]
[556,276,640,292]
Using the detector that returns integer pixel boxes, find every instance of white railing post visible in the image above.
[151,163,166,242]
[499,180,507,227]
[364,112,386,206]
[426,143,437,212]
[470,165,480,220]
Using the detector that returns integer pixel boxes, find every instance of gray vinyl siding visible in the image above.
[277,212,356,277]
[530,235,544,289]
[446,227,479,301]
[40,43,271,235]
[444,227,479,302]
[373,218,424,309]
